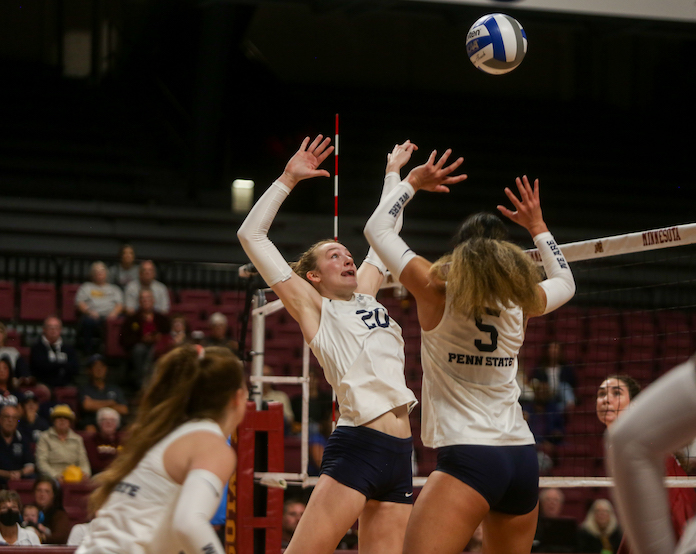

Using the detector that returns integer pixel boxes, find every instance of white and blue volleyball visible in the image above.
[466,14,527,75]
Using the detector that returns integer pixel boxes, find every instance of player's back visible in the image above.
[76,419,223,554]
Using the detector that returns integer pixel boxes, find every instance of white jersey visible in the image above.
[420,295,534,448]
[76,419,224,554]
[309,294,417,427]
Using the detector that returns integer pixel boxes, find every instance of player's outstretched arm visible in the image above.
[358,140,419,296]
[498,176,575,316]
[237,136,334,341]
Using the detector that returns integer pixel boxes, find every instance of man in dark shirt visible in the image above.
[29,316,79,388]
[0,402,34,485]
[78,355,129,431]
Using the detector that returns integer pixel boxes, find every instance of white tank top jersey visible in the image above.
[420,295,535,448]
[309,294,418,427]
[76,419,224,554]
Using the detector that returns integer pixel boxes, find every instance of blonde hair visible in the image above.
[581,499,619,538]
[291,239,336,283]
[90,345,245,513]
[431,213,543,319]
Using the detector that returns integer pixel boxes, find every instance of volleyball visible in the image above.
[466,13,527,75]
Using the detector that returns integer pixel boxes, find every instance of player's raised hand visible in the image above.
[281,135,334,188]
[497,175,548,237]
[386,140,419,174]
[406,149,467,193]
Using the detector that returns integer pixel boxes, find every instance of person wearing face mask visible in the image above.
[0,489,41,545]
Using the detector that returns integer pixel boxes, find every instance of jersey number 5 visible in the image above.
[474,317,499,352]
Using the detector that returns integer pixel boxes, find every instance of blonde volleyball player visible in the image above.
[365,154,575,554]
[606,355,696,554]
[76,345,247,554]
[237,136,418,554]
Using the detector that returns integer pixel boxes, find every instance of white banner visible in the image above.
[402,0,696,23]
[527,223,696,264]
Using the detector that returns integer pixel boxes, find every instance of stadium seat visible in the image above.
[169,303,203,327]
[54,385,79,414]
[4,329,21,347]
[63,482,97,524]
[105,317,127,358]
[178,289,215,312]
[8,479,35,507]
[219,290,246,306]
[284,435,302,473]
[19,282,56,322]
[61,283,81,324]
[0,280,15,321]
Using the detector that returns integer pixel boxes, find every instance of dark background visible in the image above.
[1,0,695,263]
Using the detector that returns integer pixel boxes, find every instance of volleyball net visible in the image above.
[247,222,696,518]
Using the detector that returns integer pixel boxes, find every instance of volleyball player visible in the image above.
[364,152,576,554]
[606,355,696,554]
[76,345,247,554]
[237,136,419,554]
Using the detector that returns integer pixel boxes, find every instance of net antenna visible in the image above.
[333,113,339,242]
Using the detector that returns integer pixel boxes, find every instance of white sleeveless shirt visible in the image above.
[420,296,534,448]
[76,419,224,554]
[309,294,417,427]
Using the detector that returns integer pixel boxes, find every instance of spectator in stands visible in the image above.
[17,390,50,446]
[262,364,294,431]
[576,498,623,553]
[32,476,71,544]
[78,354,128,431]
[120,289,170,385]
[0,403,35,485]
[523,379,565,474]
[124,260,170,315]
[30,316,79,388]
[0,489,41,545]
[67,521,90,546]
[109,244,139,290]
[203,311,239,353]
[281,499,306,548]
[83,406,122,475]
[539,487,565,518]
[0,356,20,403]
[153,313,190,359]
[532,341,576,412]
[308,409,332,476]
[35,404,91,481]
[533,488,577,553]
[0,322,29,386]
[75,261,124,354]
[20,503,42,542]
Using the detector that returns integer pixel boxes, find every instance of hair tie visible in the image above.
[195,344,205,360]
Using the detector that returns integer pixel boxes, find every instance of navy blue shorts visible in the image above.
[436,444,539,515]
[320,426,414,504]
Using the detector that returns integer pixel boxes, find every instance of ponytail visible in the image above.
[90,345,244,513]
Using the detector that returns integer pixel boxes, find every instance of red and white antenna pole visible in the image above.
[333,113,339,242]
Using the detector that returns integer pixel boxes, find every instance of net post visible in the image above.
[250,290,267,410]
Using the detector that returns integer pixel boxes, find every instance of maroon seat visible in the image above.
[54,386,80,414]
[169,303,203,327]
[105,317,127,358]
[0,280,15,321]
[4,329,21,347]
[19,282,56,322]
[284,435,302,473]
[63,482,97,524]
[61,283,81,324]
[8,479,35,507]
[178,289,216,316]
